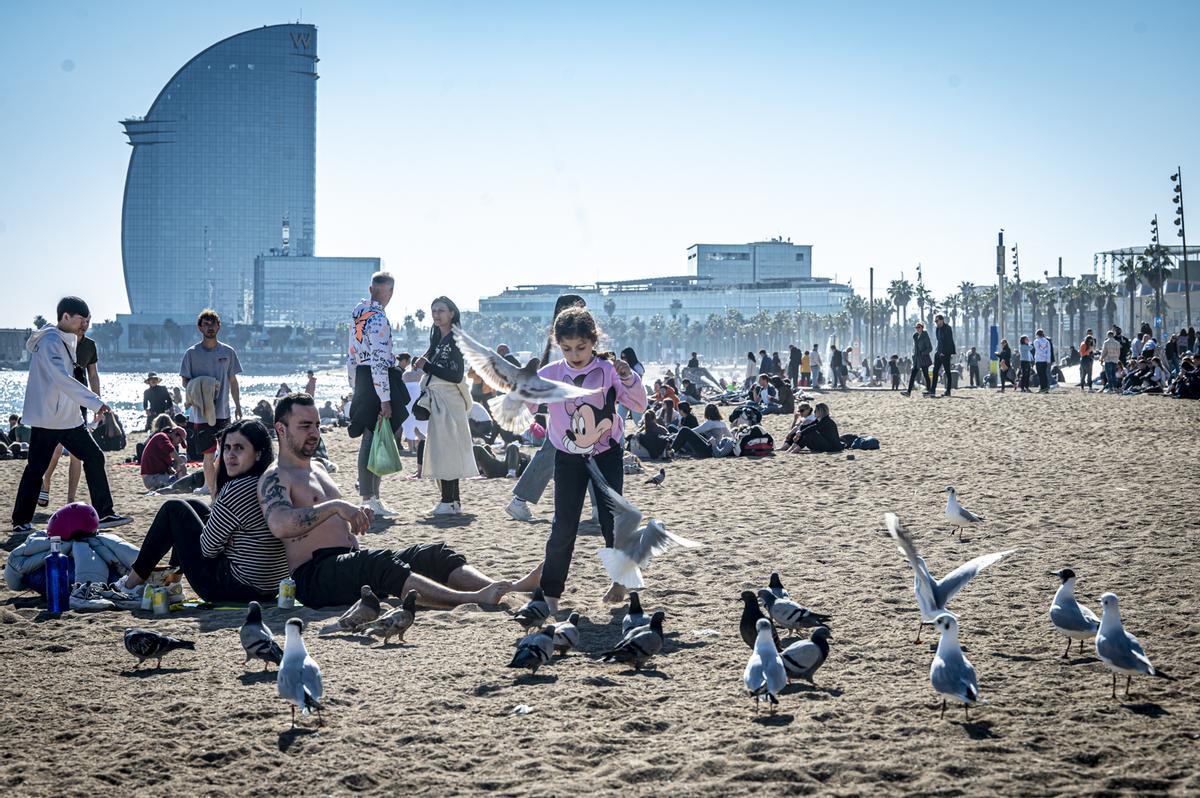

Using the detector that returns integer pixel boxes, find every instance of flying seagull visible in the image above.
[885,512,1015,643]
[585,458,700,588]
[454,325,599,433]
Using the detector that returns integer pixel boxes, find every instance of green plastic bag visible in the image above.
[367,418,403,477]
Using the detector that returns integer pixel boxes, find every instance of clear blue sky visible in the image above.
[2,0,1198,326]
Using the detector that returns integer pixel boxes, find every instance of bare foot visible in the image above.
[511,562,544,593]
[474,581,513,605]
[406,472,423,481]
[603,582,627,604]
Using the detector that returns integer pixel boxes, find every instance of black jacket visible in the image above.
[935,323,956,356]
[799,415,843,452]
[423,333,465,383]
[348,366,410,439]
[911,330,933,369]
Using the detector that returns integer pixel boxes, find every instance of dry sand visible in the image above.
[2,388,1198,797]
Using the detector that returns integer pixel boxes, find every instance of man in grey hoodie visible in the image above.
[10,297,130,533]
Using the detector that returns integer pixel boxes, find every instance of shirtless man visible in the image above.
[259,393,539,608]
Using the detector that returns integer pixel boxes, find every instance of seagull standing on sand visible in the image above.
[1048,569,1099,658]
[585,459,700,589]
[944,486,983,540]
[744,618,788,712]
[781,627,832,685]
[240,601,283,671]
[454,325,600,433]
[320,585,381,634]
[1095,592,1172,699]
[930,612,983,720]
[885,512,1016,643]
[278,618,323,729]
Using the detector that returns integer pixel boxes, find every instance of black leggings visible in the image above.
[906,365,929,393]
[130,498,269,603]
[671,427,713,458]
[440,479,460,503]
[541,446,622,598]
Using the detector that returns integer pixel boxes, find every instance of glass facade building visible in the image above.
[121,24,318,322]
[254,256,381,326]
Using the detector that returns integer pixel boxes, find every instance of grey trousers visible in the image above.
[512,438,597,508]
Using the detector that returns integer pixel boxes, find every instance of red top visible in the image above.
[140,431,178,475]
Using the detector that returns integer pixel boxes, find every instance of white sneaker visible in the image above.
[69,582,115,612]
[192,486,210,495]
[365,497,397,517]
[506,469,517,478]
[431,502,459,516]
[505,497,534,522]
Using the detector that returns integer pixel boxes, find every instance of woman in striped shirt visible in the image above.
[113,419,289,602]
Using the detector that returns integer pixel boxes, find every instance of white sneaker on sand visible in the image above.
[365,497,396,517]
[431,502,459,516]
[505,497,533,522]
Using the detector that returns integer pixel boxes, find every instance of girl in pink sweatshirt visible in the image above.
[537,307,646,609]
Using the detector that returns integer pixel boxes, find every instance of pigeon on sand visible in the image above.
[781,626,832,684]
[364,591,418,645]
[757,589,831,632]
[320,585,381,634]
[509,628,555,675]
[240,601,283,671]
[602,611,665,671]
[513,587,551,631]
[123,628,194,670]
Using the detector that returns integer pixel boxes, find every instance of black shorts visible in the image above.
[189,418,229,457]
[293,543,467,608]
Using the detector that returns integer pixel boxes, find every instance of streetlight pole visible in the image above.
[869,267,875,360]
[996,230,1005,351]
[1173,167,1191,328]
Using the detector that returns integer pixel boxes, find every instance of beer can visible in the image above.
[277,577,296,609]
[152,587,170,616]
[139,583,154,611]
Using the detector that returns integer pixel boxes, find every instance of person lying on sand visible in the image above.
[259,393,540,609]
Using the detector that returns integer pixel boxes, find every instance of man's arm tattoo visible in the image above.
[260,473,293,518]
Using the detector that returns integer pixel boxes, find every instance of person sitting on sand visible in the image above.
[259,393,540,609]
[632,409,672,460]
[111,419,290,603]
[140,415,188,490]
[793,403,844,453]
[780,403,816,451]
[473,441,530,479]
[669,403,733,459]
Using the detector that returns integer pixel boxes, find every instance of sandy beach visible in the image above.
[2,387,1198,797]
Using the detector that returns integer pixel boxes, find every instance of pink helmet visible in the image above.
[47,502,100,541]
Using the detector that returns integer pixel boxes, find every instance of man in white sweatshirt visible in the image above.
[11,297,131,533]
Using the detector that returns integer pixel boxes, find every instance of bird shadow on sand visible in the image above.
[752,712,796,727]
[512,673,558,686]
[278,727,320,751]
[1123,702,1169,718]
[613,667,670,679]
[990,652,1038,663]
[416,514,478,529]
[237,670,279,686]
[119,667,195,678]
[957,719,1000,739]
[1066,656,1099,666]
[782,683,843,698]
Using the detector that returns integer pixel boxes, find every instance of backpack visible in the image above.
[851,435,880,450]
[733,424,774,457]
[729,403,763,427]
[92,412,127,452]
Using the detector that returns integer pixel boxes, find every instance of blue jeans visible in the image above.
[1104,362,1118,391]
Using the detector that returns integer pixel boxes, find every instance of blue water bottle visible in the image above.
[45,536,70,614]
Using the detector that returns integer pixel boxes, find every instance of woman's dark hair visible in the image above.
[620,347,641,369]
[747,352,755,361]
[703,403,722,421]
[426,296,462,355]
[542,294,587,363]
[678,401,692,416]
[215,419,274,493]
[641,409,660,432]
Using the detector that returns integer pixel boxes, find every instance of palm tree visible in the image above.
[1063,286,1079,346]
[1024,284,1042,333]
[1098,281,1119,334]
[33,314,48,329]
[944,293,961,332]
[603,297,617,321]
[1137,244,1174,337]
[162,318,182,356]
[1117,255,1139,332]
[914,283,933,330]
[957,281,975,351]
[1010,281,1025,335]
[843,294,867,345]
[888,279,913,354]
[978,286,997,348]
[415,308,426,326]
